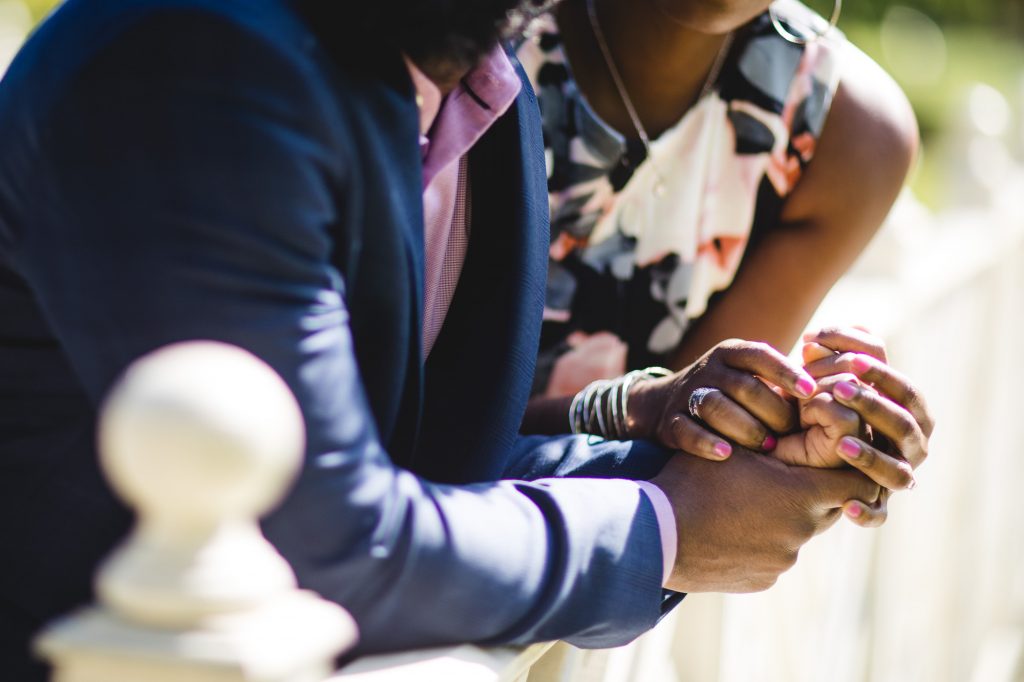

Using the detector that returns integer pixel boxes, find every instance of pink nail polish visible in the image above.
[762,435,777,452]
[846,503,863,518]
[795,377,815,398]
[714,442,732,458]
[838,437,860,458]
[851,356,872,375]
[834,381,857,401]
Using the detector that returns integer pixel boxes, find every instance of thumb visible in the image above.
[800,467,881,510]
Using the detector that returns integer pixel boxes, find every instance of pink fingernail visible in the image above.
[802,332,816,342]
[907,475,918,491]
[762,435,777,452]
[852,356,873,375]
[714,442,733,458]
[834,381,857,401]
[838,437,860,458]
[795,377,816,398]
[846,502,863,519]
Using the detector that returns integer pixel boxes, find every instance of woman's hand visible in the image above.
[628,339,817,460]
[802,327,933,471]
[799,326,935,526]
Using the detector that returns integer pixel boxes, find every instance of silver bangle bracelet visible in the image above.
[569,367,672,440]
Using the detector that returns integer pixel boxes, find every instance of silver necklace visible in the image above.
[585,0,734,198]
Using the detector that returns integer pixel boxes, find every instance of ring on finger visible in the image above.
[688,387,716,420]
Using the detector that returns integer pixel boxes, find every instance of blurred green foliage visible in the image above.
[843,0,1023,34]
[23,0,56,22]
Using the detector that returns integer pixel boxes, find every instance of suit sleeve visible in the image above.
[16,10,667,654]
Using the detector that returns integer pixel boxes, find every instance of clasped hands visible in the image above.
[627,327,934,593]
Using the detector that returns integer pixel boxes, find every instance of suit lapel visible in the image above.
[415,59,550,482]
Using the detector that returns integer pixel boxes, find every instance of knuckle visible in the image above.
[668,414,689,441]
[922,416,936,438]
[775,408,800,433]
[857,390,881,415]
[834,371,859,385]
[895,418,918,444]
[895,464,915,489]
[729,373,759,401]
[747,340,771,355]
[857,445,877,470]
[717,339,743,354]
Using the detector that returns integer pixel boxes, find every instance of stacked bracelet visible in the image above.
[569,367,672,440]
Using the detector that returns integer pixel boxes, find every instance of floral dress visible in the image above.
[517,1,844,394]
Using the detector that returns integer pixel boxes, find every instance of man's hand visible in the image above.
[629,339,816,460]
[650,448,881,593]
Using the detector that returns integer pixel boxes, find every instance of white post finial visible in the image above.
[37,341,357,681]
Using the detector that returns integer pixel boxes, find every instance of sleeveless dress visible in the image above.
[517,1,844,394]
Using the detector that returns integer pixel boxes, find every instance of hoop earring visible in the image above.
[769,0,841,45]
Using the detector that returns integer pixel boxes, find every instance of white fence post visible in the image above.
[35,341,357,682]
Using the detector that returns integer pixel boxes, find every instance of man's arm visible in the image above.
[15,8,667,654]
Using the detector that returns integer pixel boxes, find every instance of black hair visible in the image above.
[304,0,555,70]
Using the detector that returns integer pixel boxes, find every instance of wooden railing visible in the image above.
[32,340,559,682]
[35,342,357,682]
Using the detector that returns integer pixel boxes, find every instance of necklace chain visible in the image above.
[585,0,733,196]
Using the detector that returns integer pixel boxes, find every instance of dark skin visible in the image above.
[521,0,923,500]
[651,442,881,592]
[418,18,927,591]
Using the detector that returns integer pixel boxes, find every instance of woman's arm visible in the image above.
[670,44,919,368]
[523,47,917,441]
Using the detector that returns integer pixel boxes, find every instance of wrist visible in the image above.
[625,374,669,441]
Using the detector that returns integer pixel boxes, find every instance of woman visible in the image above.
[518,0,917,430]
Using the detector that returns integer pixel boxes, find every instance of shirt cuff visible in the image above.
[636,480,677,587]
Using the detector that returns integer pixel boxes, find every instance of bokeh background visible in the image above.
[3,2,1023,681]
[4,0,1024,210]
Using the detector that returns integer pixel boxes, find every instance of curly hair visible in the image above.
[303,0,555,70]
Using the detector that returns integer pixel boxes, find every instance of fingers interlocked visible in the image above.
[659,340,815,460]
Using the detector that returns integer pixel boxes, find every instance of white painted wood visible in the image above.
[36,341,357,682]
[333,643,555,682]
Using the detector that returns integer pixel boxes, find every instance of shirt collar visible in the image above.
[404,47,521,136]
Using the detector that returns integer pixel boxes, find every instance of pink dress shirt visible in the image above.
[406,50,677,586]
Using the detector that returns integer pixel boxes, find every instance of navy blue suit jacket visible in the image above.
[0,1,677,677]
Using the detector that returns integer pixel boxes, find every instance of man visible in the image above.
[0,0,904,678]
